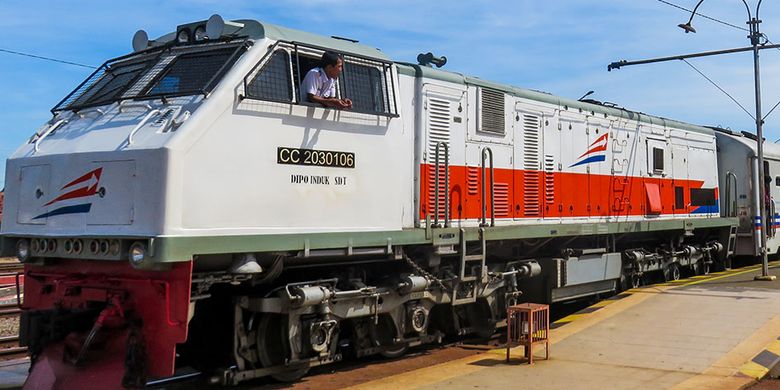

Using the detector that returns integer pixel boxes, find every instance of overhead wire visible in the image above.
[657,1,780,123]
[0,48,96,69]
[681,58,755,120]
[656,0,749,32]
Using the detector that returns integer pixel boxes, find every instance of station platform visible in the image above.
[348,261,780,390]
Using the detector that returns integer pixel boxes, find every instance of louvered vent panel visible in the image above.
[467,167,479,195]
[523,114,541,216]
[480,88,505,135]
[544,155,555,204]
[494,182,510,217]
[426,97,451,215]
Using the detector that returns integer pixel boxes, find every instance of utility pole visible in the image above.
[608,0,776,281]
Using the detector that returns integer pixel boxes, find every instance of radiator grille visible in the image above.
[523,114,541,216]
[544,155,555,204]
[467,167,479,195]
[480,88,505,135]
[494,182,510,217]
[426,97,451,215]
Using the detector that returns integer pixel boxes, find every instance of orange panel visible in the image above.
[644,182,663,214]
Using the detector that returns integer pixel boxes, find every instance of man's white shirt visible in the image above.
[300,67,337,102]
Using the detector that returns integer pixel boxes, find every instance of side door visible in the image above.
[420,83,467,226]
[645,134,669,217]
[670,139,689,216]
[766,160,780,248]
[514,105,544,221]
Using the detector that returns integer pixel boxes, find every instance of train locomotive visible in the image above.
[0,15,748,388]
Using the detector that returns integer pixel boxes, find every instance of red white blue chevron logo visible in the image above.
[570,133,608,167]
[33,167,102,219]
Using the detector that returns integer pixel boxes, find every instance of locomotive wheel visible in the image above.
[256,314,309,382]
[380,344,409,359]
[669,264,681,281]
[373,315,408,359]
[630,274,642,289]
[698,261,710,275]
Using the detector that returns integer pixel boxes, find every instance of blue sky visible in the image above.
[2,1,780,188]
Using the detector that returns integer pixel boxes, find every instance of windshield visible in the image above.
[53,40,249,113]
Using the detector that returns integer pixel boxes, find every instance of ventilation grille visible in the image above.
[494,182,510,217]
[467,167,479,195]
[523,114,541,216]
[426,97,451,215]
[480,88,505,135]
[544,155,555,204]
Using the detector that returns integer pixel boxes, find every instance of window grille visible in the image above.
[58,55,161,112]
[340,61,387,113]
[243,41,398,117]
[144,47,242,97]
[52,40,250,113]
[245,50,293,103]
[480,88,505,135]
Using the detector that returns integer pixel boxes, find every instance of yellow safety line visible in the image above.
[553,313,586,324]
[681,265,773,287]
[589,299,618,308]
[671,297,780,389]
[739,361,770,380]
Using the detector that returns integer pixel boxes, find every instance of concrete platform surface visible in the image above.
[348,261,780,390]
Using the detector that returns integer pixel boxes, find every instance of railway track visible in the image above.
[0,335,27,361]
[0,263,23,273]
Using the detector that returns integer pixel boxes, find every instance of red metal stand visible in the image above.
[506,303,549,364]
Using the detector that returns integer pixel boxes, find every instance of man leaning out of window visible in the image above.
[300,51,353,110]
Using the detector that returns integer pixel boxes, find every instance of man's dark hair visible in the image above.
[321,51,342,68]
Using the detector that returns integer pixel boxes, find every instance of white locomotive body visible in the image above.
[1,16,737,387]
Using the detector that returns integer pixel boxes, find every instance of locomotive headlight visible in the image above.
[129,242,147,265]
[177,29,191,44]
[16,239,30,262]
[193,25,207,42]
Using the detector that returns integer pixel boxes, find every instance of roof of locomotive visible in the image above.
[153,18,390,61]
[153,17,714,136]
[396,63,716,136]
[713,128,780,159]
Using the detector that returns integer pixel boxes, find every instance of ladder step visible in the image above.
[463,255,484,262]
[460,276,478,282]
[436,245,458,255]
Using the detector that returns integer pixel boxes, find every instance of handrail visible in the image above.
[481,147,495,227]
[76,107,106,119]
[772,197,776,237]
[125,109,161,146]
[433,142,450,228]
[33,119,68,153]
[119,100,154,113]
[725,172,738,218]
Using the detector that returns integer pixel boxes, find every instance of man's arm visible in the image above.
[307,94,352,109]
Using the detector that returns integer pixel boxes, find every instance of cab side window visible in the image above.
[341,63,386,113]
[245,50,292,103]
[244,42,397,116]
